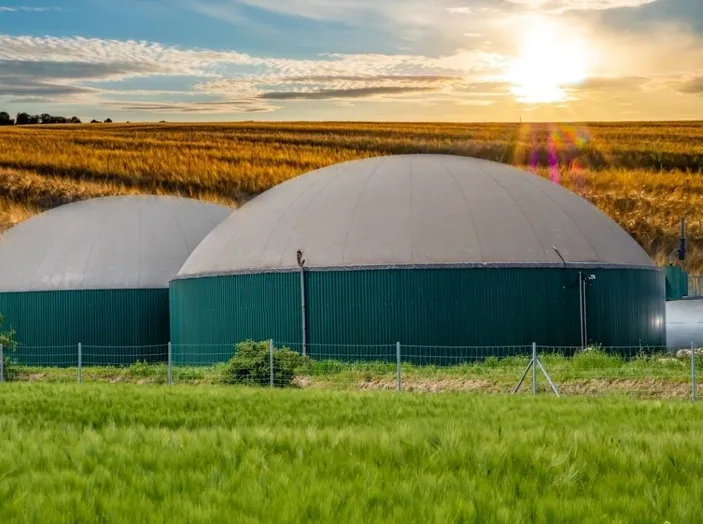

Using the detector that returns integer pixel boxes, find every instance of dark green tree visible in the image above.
[0,111,14,126]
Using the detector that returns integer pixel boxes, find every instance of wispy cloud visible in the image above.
[676,75,703,94]
[504,0,659,11]
[260,86,439,100]
[188,0,493,47]
[447,7,472,15]
[0,6,62,12]
[103,100,273,113]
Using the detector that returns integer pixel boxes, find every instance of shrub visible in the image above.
[221,340,307,387]
[0,313,18,381]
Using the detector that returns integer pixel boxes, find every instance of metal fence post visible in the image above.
[396,342,402,392]
[532,342,537,396]
[168,342,173,387]
[269,339,274,388]
[692,342,697,402]
[0,344,4,383]
[78,342,82,384]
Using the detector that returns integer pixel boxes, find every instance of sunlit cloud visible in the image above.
[505,0,659,11]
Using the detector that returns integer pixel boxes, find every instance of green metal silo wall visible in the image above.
[0,288,170,366]
[169,266,666,365]
[169,272,299,364]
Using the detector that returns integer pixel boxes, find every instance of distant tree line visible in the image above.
[0,112,113,126]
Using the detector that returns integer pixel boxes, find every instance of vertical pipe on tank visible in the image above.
[583,278,589,348]
[297,250,307,357]
[579,271,584,349]
[680,217,687,261]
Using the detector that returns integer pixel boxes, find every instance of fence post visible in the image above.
[78,342,82,384]
[692,342,697,402]
[532,342,537,396]
[269,339,274,388]
[0,344,4,383]
[168,342,173,387]
[396,342,402,392]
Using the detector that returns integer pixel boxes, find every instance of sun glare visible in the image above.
[506,18,591,104]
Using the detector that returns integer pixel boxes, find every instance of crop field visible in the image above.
[0,121,701,270]
[0,384,701,523]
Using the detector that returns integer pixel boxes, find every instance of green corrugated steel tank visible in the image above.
[0,196,230,365]
[665,265,688,301]
[170,155,666,364]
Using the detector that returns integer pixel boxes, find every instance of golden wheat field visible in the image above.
[0,121,702,271]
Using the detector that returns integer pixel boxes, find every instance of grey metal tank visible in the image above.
[667,298,703,349]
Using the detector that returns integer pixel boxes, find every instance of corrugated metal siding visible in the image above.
[0,289,169,366]
[169,267,666,363]
[169,273,299,364]
[584,268,666,348]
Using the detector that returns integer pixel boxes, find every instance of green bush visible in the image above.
[221,340,307,387]
[0,313,18,381]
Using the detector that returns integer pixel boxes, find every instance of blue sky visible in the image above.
[0,0,701,121]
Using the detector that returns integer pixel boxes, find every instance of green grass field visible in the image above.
[0,384,702,523]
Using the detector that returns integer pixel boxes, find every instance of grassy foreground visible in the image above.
[0,384,702,523]
[0,121,702,270]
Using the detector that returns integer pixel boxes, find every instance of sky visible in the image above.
[0,0,701,122]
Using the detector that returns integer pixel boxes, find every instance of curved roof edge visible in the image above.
[172,262,662,282]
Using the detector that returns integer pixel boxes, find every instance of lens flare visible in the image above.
[506,17,591,103]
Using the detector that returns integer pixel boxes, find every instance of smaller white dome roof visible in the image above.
[0,196,231,291]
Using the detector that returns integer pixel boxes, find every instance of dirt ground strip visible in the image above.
[335,376,698,399]
[9,371,699,399]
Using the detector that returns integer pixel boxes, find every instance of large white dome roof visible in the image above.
[178,155,653,277]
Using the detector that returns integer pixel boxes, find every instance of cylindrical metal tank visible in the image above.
[0,195,231,365]
[666,298,703,350]
[170,155,666,364]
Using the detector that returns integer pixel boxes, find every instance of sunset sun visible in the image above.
[506,18,592,104]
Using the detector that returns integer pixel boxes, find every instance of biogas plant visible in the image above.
[0,154,688,365]
[0,196,230,365]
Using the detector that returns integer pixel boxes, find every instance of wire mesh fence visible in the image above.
[0,340,700,399]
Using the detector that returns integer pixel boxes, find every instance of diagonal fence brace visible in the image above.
[513,343,560,397]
